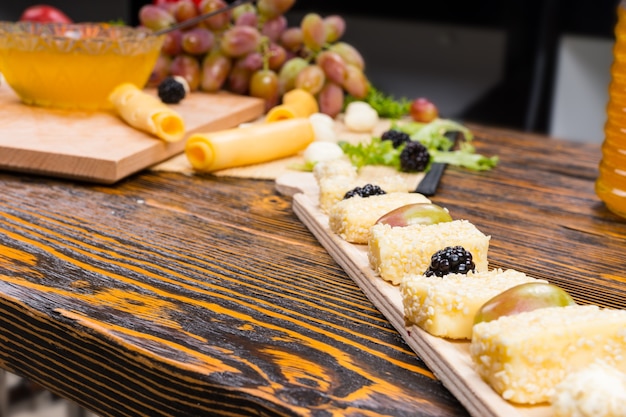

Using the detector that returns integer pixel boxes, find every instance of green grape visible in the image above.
[250,69,280,112]
[267,43,287,71]
[220,25,262,58]
[328,42,365,71]
[323,15,346,43]
[200,50,232,92]
[317,81,344,118]
[146,54,172,88]
[277,56,308,94]
[261,15,287,42]
[294,64,326,95]
[173,0,199,23]
[170,54,202,91]
[376,203,452,227]
[301,13,326,52]
[139,5,176,31]
[228,58,252,94]
[279,27,303,53]
[198,0,231,31]
[342,64,368,99]
[257,0,295,20]
[182,27,214,55]
[315,50,346,84]
[161,29,182,56]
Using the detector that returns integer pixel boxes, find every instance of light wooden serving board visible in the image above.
[275,172,552,417]
[0,86,264,184]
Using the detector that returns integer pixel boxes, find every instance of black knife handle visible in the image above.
[415,162,447,196]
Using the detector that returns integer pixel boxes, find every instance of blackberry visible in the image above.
[343,184,386,199]
[399,141,430,172]
[157,76,187,104]
[381,129,410,148]
[424,246,475,277]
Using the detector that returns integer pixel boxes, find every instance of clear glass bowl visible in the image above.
[0,22,164,110]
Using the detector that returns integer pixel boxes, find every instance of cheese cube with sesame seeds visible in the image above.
[313,158,357,183]
[368,220,490,285]
[469,304,626,405]
[400,269,546,340]
[328,192,431,244]
[318,175,414,214]
[551,361,626,417]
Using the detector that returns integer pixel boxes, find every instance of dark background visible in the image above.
[1,0,621,134]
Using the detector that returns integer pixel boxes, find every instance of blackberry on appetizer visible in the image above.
[343,184,386,199]
[425,246,475,277]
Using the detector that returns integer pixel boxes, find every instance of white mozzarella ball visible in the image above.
[344,102,379,132]
[309,113,338,142]
[303,141,344,165]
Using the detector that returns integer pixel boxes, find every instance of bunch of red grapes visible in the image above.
[140,0,369,115]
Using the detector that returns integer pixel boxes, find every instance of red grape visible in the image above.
[256,0,295,20]
[220,25,262,58]
[318,82,344,117]
[267,43,287,71]
[161,29,183,56]
[198,0,231,31]
[139,5,176,31]
[147,54,172,88]
[200,51,232,92]
[173,0,199,23]
[228,58,253,94]
[342,64,368,99]
[262,15,287,42]
[323,15,346,43]
[295,64,326,95]
[410,98,439,122]
[315,50,347,84]
[234,10,258,27]
[279,27,303,53]
[181,27,214,55]
[170,54,202,91]
[301,13,326,52]
[328,42,365,71]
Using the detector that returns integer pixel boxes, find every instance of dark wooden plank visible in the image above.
[0,170,467,416]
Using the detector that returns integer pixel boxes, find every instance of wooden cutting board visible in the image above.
[0,85,264,184]
[275,172,553,417]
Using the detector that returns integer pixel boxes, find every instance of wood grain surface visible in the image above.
[0,172,466,416]
[0,123,624,417]
[0,86,264,184]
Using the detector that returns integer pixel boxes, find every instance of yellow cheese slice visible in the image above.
[185,118,315,172]
[109,83,185,142]
[265,88,319,122]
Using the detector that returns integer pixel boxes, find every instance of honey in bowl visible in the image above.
[0,22,164,111]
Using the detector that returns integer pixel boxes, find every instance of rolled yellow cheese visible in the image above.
[185,118,315,172]
[265,88,319,122]
[109,83,185,142]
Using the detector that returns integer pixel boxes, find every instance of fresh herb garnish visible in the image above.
[345,85,411,119]
[339,118,498,172]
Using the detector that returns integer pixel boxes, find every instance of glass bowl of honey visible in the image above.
[0,22,164,111]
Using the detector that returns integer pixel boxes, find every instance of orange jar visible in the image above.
[596,2,626,218]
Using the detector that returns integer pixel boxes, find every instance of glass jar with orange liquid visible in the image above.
[596,2,626,218]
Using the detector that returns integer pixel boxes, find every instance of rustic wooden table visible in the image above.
[0,123,624,417]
